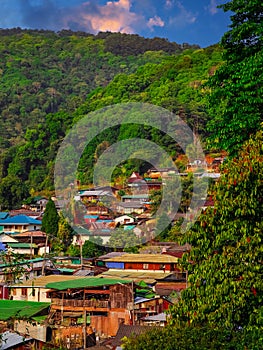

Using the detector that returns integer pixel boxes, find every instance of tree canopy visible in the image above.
[207,0,263,156]
[41,198,59,239]
[169,127,263,331]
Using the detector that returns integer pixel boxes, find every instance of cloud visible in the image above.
[9,0,145,35]
[168,1,197,27]
[147,16,165,31]
[207,0,218,15]
[62,0,143,34]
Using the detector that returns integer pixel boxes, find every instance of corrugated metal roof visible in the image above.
[0,212,9,220]
[142,312,167,322]
[7,242,38,248]
[99,270,172,283]
[46,277,131,291]
[103,253,178,263]
[0,300,50,321]
[0,331,32,349]
[0,215,41,225]
[11,275,82,288]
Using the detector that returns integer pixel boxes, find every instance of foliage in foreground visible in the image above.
[169,128,263,331]
[207,0,263,156]
[122,325,263,350]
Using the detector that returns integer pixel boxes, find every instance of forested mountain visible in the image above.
[0,28,223,205]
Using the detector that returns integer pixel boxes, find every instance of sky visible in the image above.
[0,0,232,47]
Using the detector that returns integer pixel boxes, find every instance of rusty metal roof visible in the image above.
[102,253,178,263]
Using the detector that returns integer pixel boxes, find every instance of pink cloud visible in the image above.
[147,16,165,30]
[63,0,143,34]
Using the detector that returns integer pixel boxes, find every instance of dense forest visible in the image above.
[0,28,223,206]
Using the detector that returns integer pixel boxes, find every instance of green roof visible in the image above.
[57,268,75,273]
[7,243,38,249]
[46,277,131,291]
[0,300,50,321]
[0,257,45,268]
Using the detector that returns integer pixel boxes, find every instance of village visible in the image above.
[0,158,222,349]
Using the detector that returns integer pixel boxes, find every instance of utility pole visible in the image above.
[83,309,87,349]
[41,234,48,276]
[30,232,33,260]
[131,280,134,325]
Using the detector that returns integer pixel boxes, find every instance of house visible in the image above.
[10,275,85,303]
[84,215,99,224]
[147,167,177,179]
[9,208,41,219]
[0,215,42,234]
[86,205,111,216]
[121,194,149,204]
[116,202,145,215]
[0,257,56,284]
[27,196,49,212]
[5,242,39,256]
[0,230,48,257]
[79,189,114,203]
[0,331,34,349]
[14,230,49,256]
[72,225,113,245]
[0,213,9,220]
[105,324,155,349]
[128,174,162,194]
[127,172,143,183]
[98,253,182,285]
[0,233,38,257]
[114,215,135,226]
[45,277,134,347]
[101,253,179,273]
[0,299,51,345]
[134,296,172,324]
[139,312,167,326]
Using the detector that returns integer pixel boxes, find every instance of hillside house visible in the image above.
[114,215,135,225]
[0,215,42,234]
[45,277,134,347]
[116,202,145,215]
[0,257,55,285]
[0,299,51,344]
[102,253,179,273]
[10,275,84,303]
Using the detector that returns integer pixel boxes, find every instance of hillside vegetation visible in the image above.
[0,29,223,202]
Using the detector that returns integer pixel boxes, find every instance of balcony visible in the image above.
[51,298,110,309]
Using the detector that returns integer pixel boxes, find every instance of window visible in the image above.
[143,264,148,269]
[21,288,27,296]
[160,264,165,270]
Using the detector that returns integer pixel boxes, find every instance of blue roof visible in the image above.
[84,215,99,219]
[0,242,6,251]
[96,220,113,223]
[0,215,42,225]
[123,225,136,231]
[0,212,9,220]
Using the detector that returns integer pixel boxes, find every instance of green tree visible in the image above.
[122,324,261,350]
[0,175,29,210]
[108,228,142,252]
[66,244,80,257]
[82,238,103,258]
[170,128,263,331]
[207,0,263,156]
[41,198,59,244]
[52,214,74,253]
